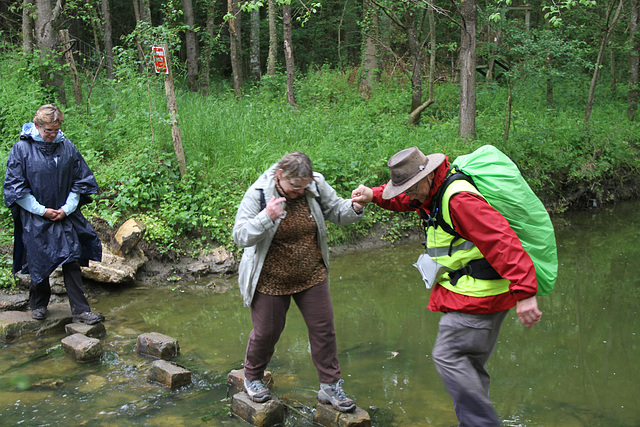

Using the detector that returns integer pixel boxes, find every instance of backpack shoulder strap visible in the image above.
[429,167,476,255]
[258,188,267,211]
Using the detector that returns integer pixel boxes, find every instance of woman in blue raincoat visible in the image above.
[4,104,104,324]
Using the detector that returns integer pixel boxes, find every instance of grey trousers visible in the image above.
[432,310,509,427]
[244,279,341,384]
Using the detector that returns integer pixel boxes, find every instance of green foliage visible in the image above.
[0,47,638,262]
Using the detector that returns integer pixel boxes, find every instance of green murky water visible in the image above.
[1,200,639,426]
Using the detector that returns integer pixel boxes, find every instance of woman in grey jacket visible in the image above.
[233,151,364,412]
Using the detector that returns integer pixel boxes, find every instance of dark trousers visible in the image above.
[29,261,91,315]
[244,279,341,384]
[432,310,509,427]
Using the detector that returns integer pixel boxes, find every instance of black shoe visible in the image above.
[32,308,47,320]
[72,311,104,325]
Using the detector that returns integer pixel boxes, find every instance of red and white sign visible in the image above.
[152,46,169,74]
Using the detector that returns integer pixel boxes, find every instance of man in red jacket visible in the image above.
[352,147,542,427]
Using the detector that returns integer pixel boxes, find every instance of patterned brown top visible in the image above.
[256,187,327,295]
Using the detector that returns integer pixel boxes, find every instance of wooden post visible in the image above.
[59,30,83,106]
[160,45,187,177]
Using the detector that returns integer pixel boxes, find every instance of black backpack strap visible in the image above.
[429,168,502,285]
[429,167,475,255]
[448,258,502,286]
[258,188,266,211]
[313,180,322,211]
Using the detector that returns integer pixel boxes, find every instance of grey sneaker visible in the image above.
[318,379,356,413]
[244,378,272,403]
[32,307,47,320]
[72,311,104,325]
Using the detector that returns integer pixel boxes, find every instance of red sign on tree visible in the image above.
[152,46,169,74]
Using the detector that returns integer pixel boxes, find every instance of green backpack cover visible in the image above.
[450,145,557,295]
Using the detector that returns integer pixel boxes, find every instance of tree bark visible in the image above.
[184,0,199,91]
[359,0,378,99]
[458,0,477,140]
[101,0,114,79]
[88,1,102,54]
[34,0,66,105]
[59,29,83,106]
[629,0,639,120]
[140,0,151,23]
[201,0,217,95]
[131,0,146,73]
[250,7,261,81]
[228,0,242,98]
[427,4,436,104]
[283,2,297,108]
[22,0,34,54]
[407,6,437,126]
[545,18,554,106]
[162,44,187,178]
[266,0,277,75]
[406,10,423,117]
[585,0,623,123]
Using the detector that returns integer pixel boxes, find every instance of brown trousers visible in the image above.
[244,279,341,384]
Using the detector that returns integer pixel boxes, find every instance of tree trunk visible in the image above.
[140,0,151,23]
[458,0,477,140]
[628,0,639,120]
[228,0,242,98]
[266,0,277,75]
[585,0,623,123]
[88,1,102,54]
[59,29,83,106]
[406,11,423,120]
[337,0,350,69]
[162,45,187,177]
[34,0,66,105]
[283,2,297,108]
[545,18,554,106]
[101,0,114,79]
[184,0,199,91]
[22,0,34,54]
[359,0,378,99]
[201,0,217,95]
[131,0,146,73]
[427,5,436,107]
[250,7,261,81]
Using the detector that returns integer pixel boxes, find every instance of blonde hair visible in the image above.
[34,104,64,126]
[277,151,314,181]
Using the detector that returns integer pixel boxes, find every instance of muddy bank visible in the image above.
[3,177,640,307]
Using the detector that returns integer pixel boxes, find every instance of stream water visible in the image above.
[1,200,639,426]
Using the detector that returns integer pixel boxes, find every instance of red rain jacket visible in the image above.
[371,158,537,314]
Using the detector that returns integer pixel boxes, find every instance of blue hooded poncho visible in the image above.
[3,123,102,284]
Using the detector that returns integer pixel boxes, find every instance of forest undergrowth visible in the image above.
[1,49,639,288]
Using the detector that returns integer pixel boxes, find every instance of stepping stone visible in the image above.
[231,391,285,427]
[314,403,372,427]
[148,359,191,389]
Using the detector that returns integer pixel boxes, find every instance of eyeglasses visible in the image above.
[289,179,311,190]
[40,126,60,135]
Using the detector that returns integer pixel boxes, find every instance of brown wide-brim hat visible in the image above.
[381,147,446,200]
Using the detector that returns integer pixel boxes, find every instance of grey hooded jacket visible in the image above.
[233,164,363,307]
